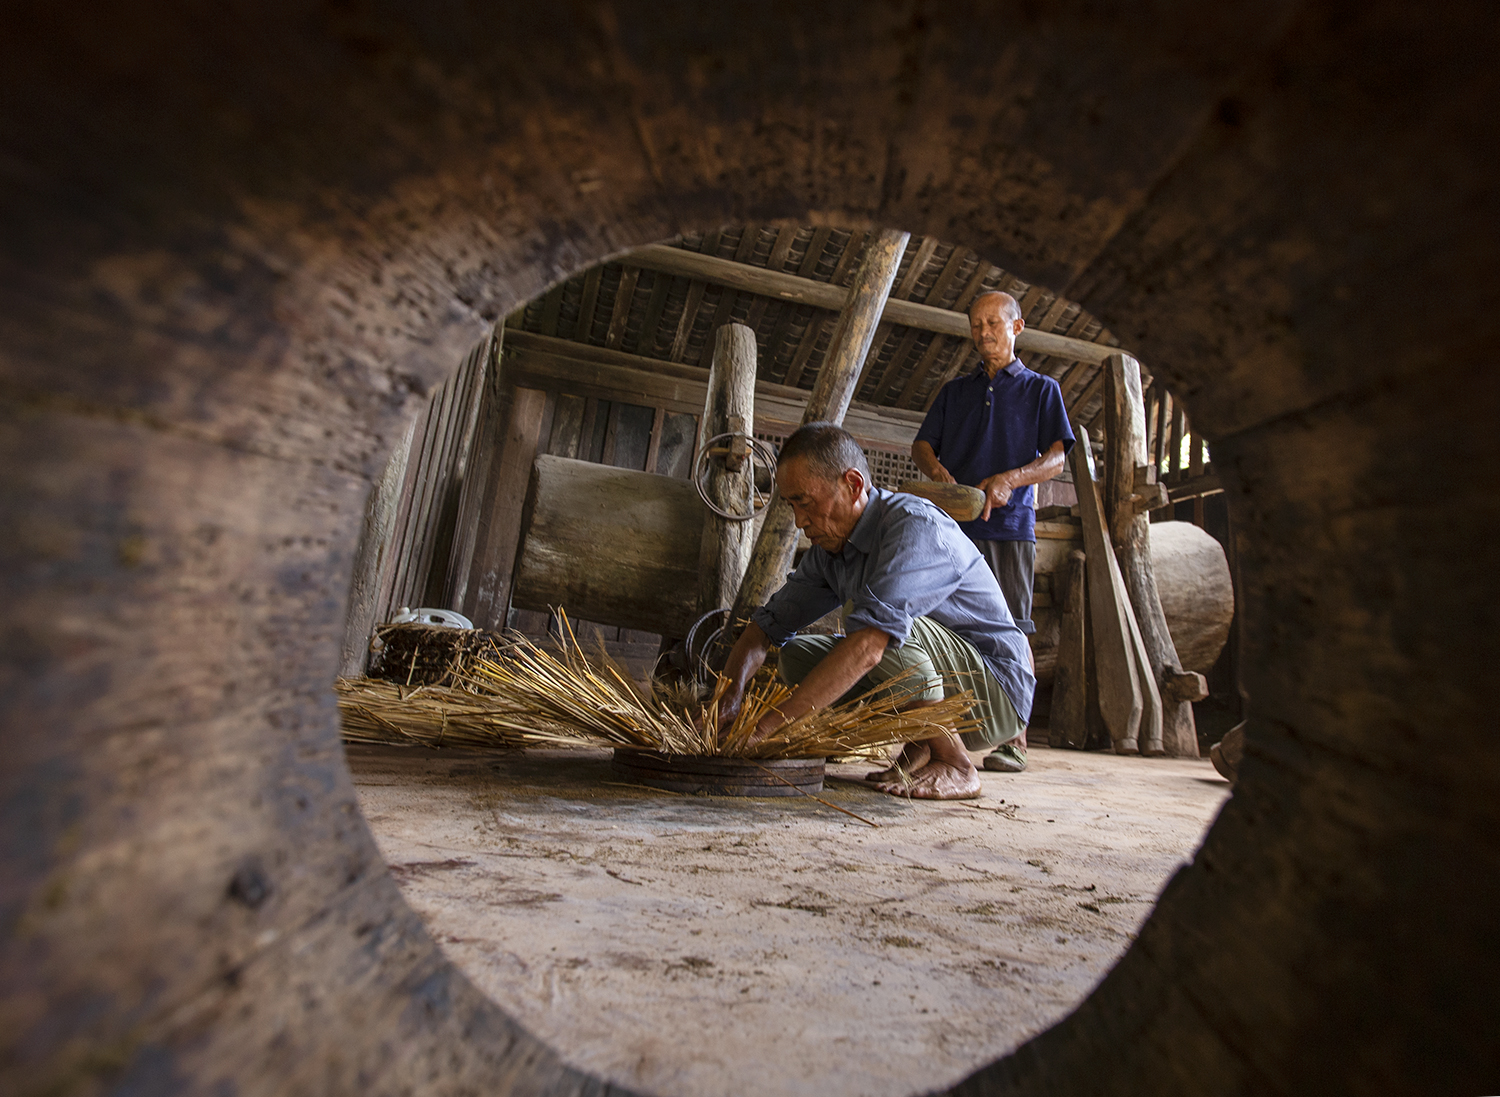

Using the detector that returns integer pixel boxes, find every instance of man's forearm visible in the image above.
[766,626,890,727]
[995,441,1067,490]
[911,440,953,483]
[721,620,772,697]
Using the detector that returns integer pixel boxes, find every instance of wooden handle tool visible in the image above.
[896,481,986,522]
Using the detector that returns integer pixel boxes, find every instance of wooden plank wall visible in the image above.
[375,334,491,622]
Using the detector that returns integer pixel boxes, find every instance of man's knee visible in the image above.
[776,635,837,687]
[867,640,944,704]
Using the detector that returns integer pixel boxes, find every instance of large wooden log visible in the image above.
[1149,521,1236,675]
[1104,355,1207,757]
[511,455,703,636]
[697,324,758,614]
[727,228,909,631]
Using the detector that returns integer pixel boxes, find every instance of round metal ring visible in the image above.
[691,431,778,521]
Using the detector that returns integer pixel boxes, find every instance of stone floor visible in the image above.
[348,743,1230,1097]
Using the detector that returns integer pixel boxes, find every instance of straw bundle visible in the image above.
[367,622,509,687]
[338,611,982,759]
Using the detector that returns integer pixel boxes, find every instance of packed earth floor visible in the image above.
[348,743,1230,1097]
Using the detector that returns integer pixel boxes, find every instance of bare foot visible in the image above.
[874,760,982,800]
[865,741,931,783]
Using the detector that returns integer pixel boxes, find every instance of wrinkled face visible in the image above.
[777,455,867,554]
[969,294,1025,370]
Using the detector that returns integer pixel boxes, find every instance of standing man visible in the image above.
[912,291,1075,773]
[710,423,1034,800]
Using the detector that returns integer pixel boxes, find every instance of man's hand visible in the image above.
[699,621,773,745]
[697,682,745,738]
[911,440,955,484]
[977,473,1015,521]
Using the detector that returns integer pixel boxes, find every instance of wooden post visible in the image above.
[338,418,415,676]
[1103,354,1207,757]
[697,323,758,614]
[727,228,909,630]
[459,384,549,631]
[444,329,502,611]
[1050,550,1089,749]
[1069,426,1145,753]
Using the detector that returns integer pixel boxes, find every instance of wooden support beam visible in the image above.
[628,243,1120,365]
[781,230,868,389]
[697,324,758,616]
[872,245,970,404]
[666,229,721,361]
[1070,425,1146,754]
[499,328,925,446]
[339,417,416,676]
[727,228,909,635]
[575,267,603,342]
[444,330,505,611]
[462,385,548,631]
[604,266,640,349]
[1050,549,1090,749]
[853,235,938,398]
[1105,354,1202,756]
[636,270,672,356]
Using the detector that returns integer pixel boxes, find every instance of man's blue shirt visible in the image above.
[915,358,1076,542]
[750,489,1036,721]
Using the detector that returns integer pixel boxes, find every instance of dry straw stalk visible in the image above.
[339,610,982,760]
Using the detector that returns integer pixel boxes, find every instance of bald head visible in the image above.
[968,290,1021,324]
[967,291,1026,376]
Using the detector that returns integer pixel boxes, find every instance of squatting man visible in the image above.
[708,423,1035,800]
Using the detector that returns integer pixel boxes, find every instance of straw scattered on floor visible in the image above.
[338,612,981,760]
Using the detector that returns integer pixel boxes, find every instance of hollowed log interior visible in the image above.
[1,3,1495,1094]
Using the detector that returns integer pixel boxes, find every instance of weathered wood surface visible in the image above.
[5,8,1493,1097]
[502,328,925,450]
[462,386,548,631]
[339,417,415,676]
[1050,550,1090,749]
[443,329,502,611]
[1069,427,1145,753]
[728,228,909,633]
[1105,354,1202,756]
[1150,522,1235,676]
[897,480,985,522]
[697,323,757,614]
[629,242,1121,365]
[512,455,704,636]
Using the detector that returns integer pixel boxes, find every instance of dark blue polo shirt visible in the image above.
[915,359,1075,542]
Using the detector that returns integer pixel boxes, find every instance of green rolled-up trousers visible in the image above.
[775,616,1024,751]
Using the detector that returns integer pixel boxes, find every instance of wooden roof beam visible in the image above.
[629,243,1122,365]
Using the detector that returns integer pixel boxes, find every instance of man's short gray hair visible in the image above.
[968,290,1022,323]
[778,422,870,485]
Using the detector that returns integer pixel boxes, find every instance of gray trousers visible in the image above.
[971,538,1036,635]
[776,616,1025,751]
